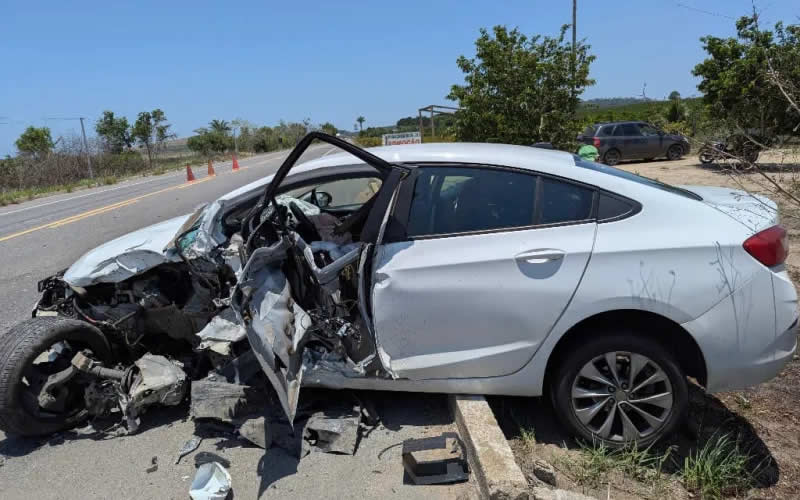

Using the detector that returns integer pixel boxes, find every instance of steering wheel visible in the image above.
[289,202,322,242]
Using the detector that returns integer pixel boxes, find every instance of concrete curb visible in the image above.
[449,395,529,500]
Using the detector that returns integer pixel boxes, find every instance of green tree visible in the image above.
[15,126,54,156]
[693,15,800,137]
[320,122,337,136]
[356,116,365,132]
[665,100,686,123]
[448,25,595,147]
[95,111,131,153]
[187,128,231,157]
[131,109,172,167]
[209,119,231,134]
[668,90,682,101]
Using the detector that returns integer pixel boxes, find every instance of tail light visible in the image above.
[743,225,788,267]
[593,137,601,148]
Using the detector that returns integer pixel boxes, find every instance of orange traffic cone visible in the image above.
[232,154,240,171]
[207,159,215,176]
[186,164,195,182]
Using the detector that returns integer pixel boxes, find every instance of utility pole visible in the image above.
[572,0,577,56]
[79,117,93,179]
[571,0,577,100]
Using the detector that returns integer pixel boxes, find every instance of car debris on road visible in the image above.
[189,461,232,500]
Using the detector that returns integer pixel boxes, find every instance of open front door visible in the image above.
[232,133,406,424]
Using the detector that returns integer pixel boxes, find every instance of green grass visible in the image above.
[556,439,672,494]
[681,433,757,499]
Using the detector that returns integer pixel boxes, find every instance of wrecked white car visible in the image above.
[0,133,795,447]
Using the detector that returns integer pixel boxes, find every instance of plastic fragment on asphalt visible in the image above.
[237,416,272,449]
[401,432,470,485]
[175,436,203,464]
[303,406,361,455]
[189,462,232,500]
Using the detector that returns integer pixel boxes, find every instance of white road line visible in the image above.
[321,146,340,156]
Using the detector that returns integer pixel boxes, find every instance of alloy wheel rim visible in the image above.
[570,351,674,443]
[605,151,620,165]
[668,146,681,160]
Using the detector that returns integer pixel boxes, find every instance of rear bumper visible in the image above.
[684,267,797,393]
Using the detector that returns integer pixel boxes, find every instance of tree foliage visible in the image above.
[131,109,171,167]
[320,122,337,136]
[95,111,132,153]
[15,126,54,156]
[356,116,365,132]
[668,90,681,101]
[448,25,595,147]
[693,15,800,137]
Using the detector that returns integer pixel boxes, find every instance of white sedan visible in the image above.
[2,133,796,447]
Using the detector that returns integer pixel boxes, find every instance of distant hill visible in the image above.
[579,97,649,110]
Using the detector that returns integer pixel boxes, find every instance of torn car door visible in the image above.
[231,133,403,424]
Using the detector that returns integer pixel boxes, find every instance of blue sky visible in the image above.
[1,0,797,155]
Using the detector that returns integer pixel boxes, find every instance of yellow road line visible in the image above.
[0,175,216,243]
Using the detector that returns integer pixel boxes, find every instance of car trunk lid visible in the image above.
[679,185,778,234]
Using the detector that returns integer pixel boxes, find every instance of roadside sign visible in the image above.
[382,131,422,146]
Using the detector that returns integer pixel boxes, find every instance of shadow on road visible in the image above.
[0,403,188,458]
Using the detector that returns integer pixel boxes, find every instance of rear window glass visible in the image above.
[538,178,594,225]
[573,156,702,200]
[596,126,612,137]
[598,194,634,220]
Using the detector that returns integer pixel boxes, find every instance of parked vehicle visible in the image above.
[1,134,795,447]
[698,134,763,164]
[577,121,690,166]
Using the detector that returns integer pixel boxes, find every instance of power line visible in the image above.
[672,1,737,20]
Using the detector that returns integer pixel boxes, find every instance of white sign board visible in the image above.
[382,131,422,146]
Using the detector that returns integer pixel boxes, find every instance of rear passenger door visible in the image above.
[614,124,646,159]
[637,123,666,157]
[371,165,597,381]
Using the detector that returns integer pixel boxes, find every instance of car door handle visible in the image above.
[515,249,565,264]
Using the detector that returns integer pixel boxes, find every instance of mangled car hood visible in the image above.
[64,214,192,287]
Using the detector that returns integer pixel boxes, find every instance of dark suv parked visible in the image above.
[577,121,690,166]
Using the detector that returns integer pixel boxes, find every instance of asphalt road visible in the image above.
[0,145,477,499]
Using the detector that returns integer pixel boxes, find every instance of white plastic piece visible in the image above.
[189,462,232,500]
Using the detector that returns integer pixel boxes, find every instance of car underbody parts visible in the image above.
[119,354,188,433]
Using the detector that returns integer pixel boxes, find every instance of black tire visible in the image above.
[698,149,715,164]
[603,149,621,166]
[550,331,688,448]
[0,317,112,436]
[667,144,683,161]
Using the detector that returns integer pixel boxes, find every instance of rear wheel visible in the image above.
[0,317,112,436]
[699,148,715,164]
[667,144,683,161]
[603,149,621,166]
[551,332,688,448]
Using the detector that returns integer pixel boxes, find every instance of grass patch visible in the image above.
[555,439,672,494]
[681,433,758,499]
[102,176,118,185]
